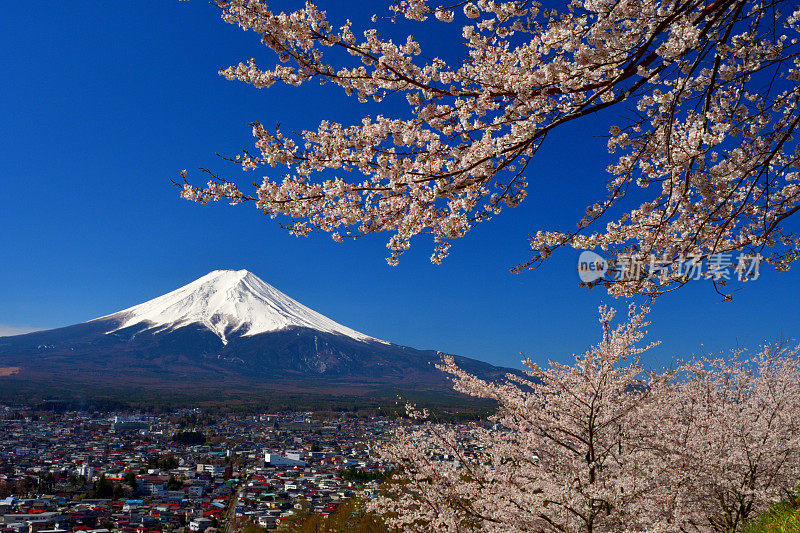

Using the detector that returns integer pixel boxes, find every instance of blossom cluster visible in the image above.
[181,0,800,295]
[370,306,800,532]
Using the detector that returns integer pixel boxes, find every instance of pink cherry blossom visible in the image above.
[180,0,800,297]
[369,306,800,532]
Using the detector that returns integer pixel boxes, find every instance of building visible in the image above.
[196,464,225,476]
[263,453,305,467]
[188,518,212,532]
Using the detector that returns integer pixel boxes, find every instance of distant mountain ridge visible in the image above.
[0,270,511,399]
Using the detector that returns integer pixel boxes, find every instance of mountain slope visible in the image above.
[0,270,511,398]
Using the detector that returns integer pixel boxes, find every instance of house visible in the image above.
[138,476,168,496]
[263,454,305,467]
[195,465,224,477]
[187,518,212,532]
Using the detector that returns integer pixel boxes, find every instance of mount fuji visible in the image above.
[96,269,383,346]
[0,270,509,401]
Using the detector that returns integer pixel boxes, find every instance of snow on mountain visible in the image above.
[92,269,383,345]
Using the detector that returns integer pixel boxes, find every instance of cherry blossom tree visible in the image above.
[645,343,800,531]
[181,0,800,297]
[367,307,800,532]
[370,305,672,532]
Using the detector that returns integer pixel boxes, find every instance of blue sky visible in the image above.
[1,2,798,370]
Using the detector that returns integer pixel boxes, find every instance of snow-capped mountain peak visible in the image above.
[93,269,382,345]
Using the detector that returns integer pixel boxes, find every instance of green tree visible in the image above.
[339,467,392,483]
[278,498,391,532]
[241,524,268,533]
[123,471,137,493]
[171,431,206,445]
[68,474,86,487]
[92,474,113,498]
[166,475,182,491]
[149,454,179,470]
